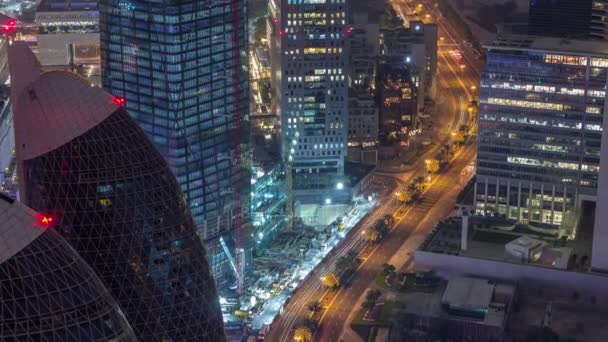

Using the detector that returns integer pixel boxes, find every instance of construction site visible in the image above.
[219,122,386,336]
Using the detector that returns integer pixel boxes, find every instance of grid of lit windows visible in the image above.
[280,0,349,191]
[476,45,607,225]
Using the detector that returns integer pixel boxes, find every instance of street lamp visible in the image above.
[336,182,344,190]
[470,85,477,91]
[325,198,332,205]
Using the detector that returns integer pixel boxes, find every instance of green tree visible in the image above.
[362,289,382,310]
[362,229,380,243]
[406,182,421,201]
[426,159,440,174]
[397,191,412,203]
[294,326,313,342]
[336,251,359,271]
[383,214,394,225]
[373,219,389,241]
[253,17,267,43]
[307,300,322,315]
[381,263,396,276]
[321,272,340,288]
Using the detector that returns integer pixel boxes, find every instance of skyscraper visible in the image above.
[0,193,137,341]
[475,35,608,226]
[528,0,608,40]
[10,42,226,341]
[280,0,350,203]
[98,0,250,287]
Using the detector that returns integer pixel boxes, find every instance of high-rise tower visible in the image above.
[10,42,226,341]
[528,0,608,40]
[279,0,350,203]
[98,0,250,288]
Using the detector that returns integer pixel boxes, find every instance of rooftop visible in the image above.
[37,0,97,12]
[442,277,494,310]
[9,42,120,160]
[397,276,514,329]
[0,191,48,265]
[485,34,608,57]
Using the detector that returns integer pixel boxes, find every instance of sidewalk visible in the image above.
[337,289,366,342]
[334,162,465,341]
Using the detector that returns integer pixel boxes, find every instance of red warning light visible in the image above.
[279,30,285,36]
[37,214,55,226]
[112,96,125,106]
[344,27,353,34]
[3,19,16,34]
[273,18,279,24]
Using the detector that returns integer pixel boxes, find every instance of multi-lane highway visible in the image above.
[311,2,482,341]
[264,1,481,340]
[316,138,476,342]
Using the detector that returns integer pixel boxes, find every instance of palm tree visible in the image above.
[374,220,389,240]
[426,159,440,174]
[363,229,380,242]
[294,326,313,342]
[336,250,360,271]
[320,272,340,288]
[366,289,381,302]
[307,300,322,315]
[397,191,412,203]
[383,214,394,225]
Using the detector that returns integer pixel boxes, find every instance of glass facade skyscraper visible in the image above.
[279,0,350,202]
[9,41,226,341]
[476,35,608,226]
[98,0,250,287]
[528,0,593,39]
[0,194,137,342]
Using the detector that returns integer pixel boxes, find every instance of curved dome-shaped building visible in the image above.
[0,193,137,341]
[10,42,226,341]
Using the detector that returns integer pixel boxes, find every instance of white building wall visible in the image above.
[415,251,608,299]
[591,93,608,271]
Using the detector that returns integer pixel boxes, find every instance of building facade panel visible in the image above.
[475,36,608,226]
[9,48,226,340]
[20,109,226,341]
[0,196,137,341]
